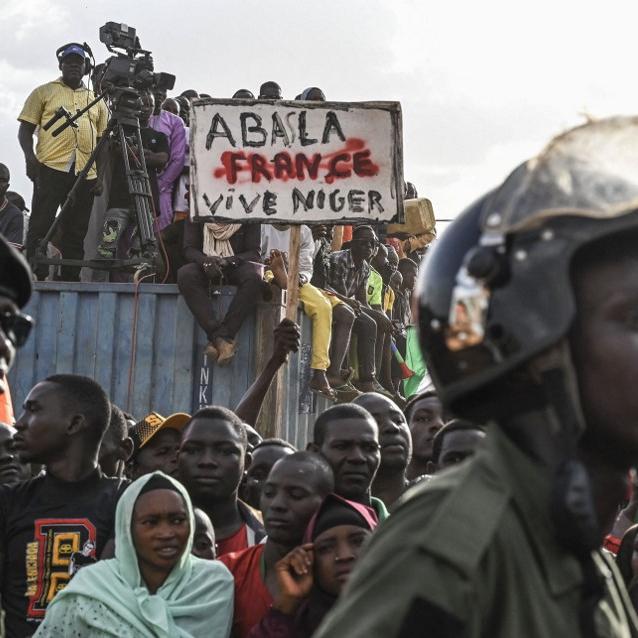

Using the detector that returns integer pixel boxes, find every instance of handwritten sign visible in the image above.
[190,99,404,224]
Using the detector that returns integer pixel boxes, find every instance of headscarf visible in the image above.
[38,472,233,638]
[304,493,379,543]
[293,494,379,636]
[203,223,241,258]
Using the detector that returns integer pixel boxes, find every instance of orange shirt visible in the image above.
[220,544,273,638]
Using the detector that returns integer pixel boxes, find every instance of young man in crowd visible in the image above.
[220,451,333,638]
[403,391,444,480]
[95,90,169,262]
[315,117,638,637]
[97,404,133,478]
[177,406,265,556]
[127,411,190,479]
[308,403,387,521]
[0,163,25,245]
[354,393,412,510]
[178,217,265,366]
[241,438,296,511]
[426,419,486,474]
[0,236,32,393]
[325,225,388,394]
[1,374,125,636]
[18,43,108,281]
[0,423,30,487]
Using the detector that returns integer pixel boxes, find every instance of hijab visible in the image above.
[294,494,379,636]
[40,472,233,638]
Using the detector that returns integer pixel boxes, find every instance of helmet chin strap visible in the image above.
[529,340,599,554]
[529,341,603,638]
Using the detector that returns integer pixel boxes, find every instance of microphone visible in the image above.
[42,107,71,132]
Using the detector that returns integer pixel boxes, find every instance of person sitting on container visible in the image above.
[34,472,234,638]
[262,223,341,400]
[178,217,265,366]
[325,225,388,394]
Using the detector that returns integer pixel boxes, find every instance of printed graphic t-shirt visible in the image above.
[0,470,124,638]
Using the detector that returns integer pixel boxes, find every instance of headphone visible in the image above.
[55,42,93,76]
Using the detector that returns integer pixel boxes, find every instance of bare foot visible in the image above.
[269,250,289,289]
[309,370,336,398]
[214,337,237,366]
[204,341,218,362]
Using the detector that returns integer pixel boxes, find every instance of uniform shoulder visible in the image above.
[370,455,512,575]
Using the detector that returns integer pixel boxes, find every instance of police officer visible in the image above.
[314,117,638,637]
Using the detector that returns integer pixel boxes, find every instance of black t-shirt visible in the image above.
[0,201,25,245]
[108,127,169,212]
[0,470,126,637]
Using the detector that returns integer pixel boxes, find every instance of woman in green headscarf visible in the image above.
[35,472,234,638]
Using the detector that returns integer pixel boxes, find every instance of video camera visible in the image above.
[99,22,175,93]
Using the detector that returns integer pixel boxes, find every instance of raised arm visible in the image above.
[234,319,300,426]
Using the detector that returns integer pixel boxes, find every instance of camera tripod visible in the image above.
[32,89,161,278]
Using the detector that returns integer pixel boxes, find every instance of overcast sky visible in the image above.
[2,0,638,222]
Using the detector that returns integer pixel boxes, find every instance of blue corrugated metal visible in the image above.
[8,282,327,448]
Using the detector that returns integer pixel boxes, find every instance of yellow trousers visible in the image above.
[300,283,333,371]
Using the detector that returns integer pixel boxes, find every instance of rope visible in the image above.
[126,270,155,412]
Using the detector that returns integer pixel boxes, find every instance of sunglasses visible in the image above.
[1,311,33,348]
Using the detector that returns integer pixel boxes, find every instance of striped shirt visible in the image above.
[18,78,108,180]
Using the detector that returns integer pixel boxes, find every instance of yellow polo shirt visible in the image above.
[18,78,108,180]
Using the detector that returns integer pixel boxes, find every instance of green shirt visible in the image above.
[367,268,383,307]
[315,427,638,638]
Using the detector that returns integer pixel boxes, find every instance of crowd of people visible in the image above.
[5,41,434,402]
[0,234,486,636]
[2,33,638,638]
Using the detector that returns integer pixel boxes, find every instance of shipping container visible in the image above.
[9,282,329,448]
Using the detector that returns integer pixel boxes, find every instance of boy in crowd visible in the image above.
[178,406,265,556]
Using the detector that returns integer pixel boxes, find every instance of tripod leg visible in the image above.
[119,125,158,262]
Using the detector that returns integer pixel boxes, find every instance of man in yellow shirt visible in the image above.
[18,43,108,281]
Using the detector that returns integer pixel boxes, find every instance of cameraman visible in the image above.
[18,43,108,281]
[96,90,168,260]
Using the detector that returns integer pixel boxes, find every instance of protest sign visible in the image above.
[190,99,404,224]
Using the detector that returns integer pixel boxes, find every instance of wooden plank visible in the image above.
[285,226,301,321]
[254,299,283,439]
[331,226,345,251]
